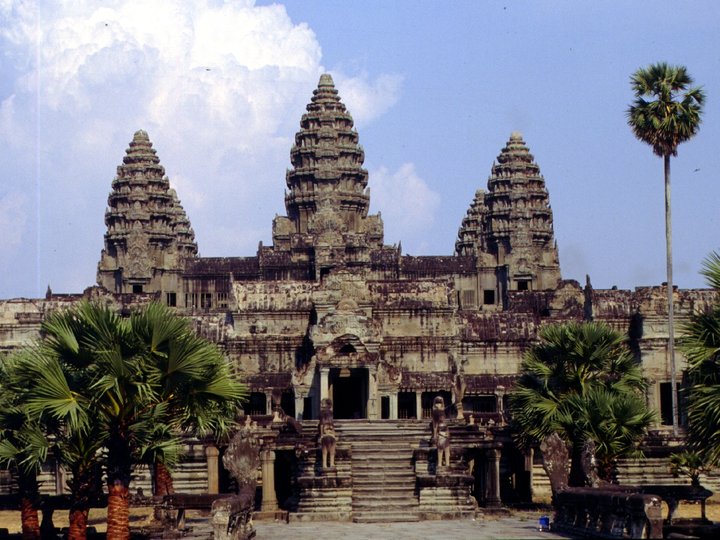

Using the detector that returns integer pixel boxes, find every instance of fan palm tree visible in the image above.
[680,252,720,465]
[23,301,246,540]
[509,322,654,486]
[627,62,705,435]
[0,352,50,540]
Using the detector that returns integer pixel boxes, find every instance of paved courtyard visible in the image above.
[254,517,567,539]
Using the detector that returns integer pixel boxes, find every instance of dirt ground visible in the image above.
[0,498,718,534]
[0,507,155,534]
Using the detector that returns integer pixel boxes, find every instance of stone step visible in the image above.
[353,497,418,508]
[351,472,415,481]
[352,511,420,523]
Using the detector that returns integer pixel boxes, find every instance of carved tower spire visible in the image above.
[456,132,560,299]
[271,74,384,274]
[97,130,197,294]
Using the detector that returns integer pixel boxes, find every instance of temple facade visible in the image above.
[1,74,716,511]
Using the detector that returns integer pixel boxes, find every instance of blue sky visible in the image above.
[1,0,719,299]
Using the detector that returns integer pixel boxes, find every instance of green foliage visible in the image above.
[509,322,655,480]
[680,252,720,465]
[669,450,710,486]
[0,300,247,534]
[627,62,705,157]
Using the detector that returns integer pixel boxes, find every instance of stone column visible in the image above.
[320,367,330,403]
[389,392,399,420]
[486,448,502,507]
[495,385,505,424]
[367,367,379,420]
[260,449,278,513]
[525,448,534,502]
[206,445,220,494]
[294,391,305,420]
[265,392,273,416]
[416,392,423,420]
[54,460,66,495]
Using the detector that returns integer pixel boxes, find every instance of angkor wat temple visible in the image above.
[1,74,716,519]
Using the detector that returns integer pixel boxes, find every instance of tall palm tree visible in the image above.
[22,301,246,540]
[509,322,654,486]
[129,302,245,496]
[680,252,720,465]
[627,62,705,435]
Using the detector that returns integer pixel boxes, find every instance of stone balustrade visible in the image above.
[553,487,663,539]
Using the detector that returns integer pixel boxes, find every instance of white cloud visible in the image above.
[0,191,28,249]
[0,0,403,297]
[370,163,441,248]
[333,72,403,127]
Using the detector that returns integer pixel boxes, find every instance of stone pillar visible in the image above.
[265,392,273,416]
[525,448,534,502]
[260,449,278,512]
[486,448,502,507]
[54,460,66,495]
[320,367,330,403]
[368,367,379,420]
[495,385,505,424]
[294,391,305,420]
[416,391,423,420]
[206,445,220,494]
[389,392,399,420]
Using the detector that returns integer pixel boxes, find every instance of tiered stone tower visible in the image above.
[271,74,384,277]
[456,132,560,303]
[97,130,197,296]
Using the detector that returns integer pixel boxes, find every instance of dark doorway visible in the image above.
[331,367,367,419]
[398,392,417,419]
[381,396,390,419]
[274,450,298,511]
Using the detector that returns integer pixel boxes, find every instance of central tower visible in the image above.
[271,74,384,277]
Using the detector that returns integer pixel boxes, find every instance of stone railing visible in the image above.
[553,487,663,539]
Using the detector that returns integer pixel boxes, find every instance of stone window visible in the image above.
[132,284,143,294]
[185,293,198,309]
[461,290,476,308]
[483,290,496,305]
[200,293,212,309]
[217,292,228,309]
[516,280,530,291]
[166,292,176,307]
[463,395,497,413]
[247,392,267,416]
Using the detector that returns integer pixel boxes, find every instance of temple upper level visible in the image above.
[271,74,384,275]
[97,130,197,295]
[456,132,560,297]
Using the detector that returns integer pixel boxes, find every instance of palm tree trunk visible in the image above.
[153,461,175,496]
[152,461,175,523]
[67,508,89,540]
[665,153,679,436]
[18,471,40,540]
[568,443,587,487]
[106,479,130,540]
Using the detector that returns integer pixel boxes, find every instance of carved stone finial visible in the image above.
[318,73,334,87]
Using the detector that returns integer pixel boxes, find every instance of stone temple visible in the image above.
[1,74,717,519]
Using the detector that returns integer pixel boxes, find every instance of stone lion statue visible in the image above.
[318,398,338,468]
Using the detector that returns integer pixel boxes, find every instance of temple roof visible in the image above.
[97,130,197,290]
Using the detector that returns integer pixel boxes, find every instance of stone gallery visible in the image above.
[0,74,715,520]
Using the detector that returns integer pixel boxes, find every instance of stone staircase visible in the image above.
[335,420,427,523]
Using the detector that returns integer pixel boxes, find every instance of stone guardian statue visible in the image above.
[318,398,338,468]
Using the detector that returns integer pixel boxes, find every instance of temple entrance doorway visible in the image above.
[330,367,368,419]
